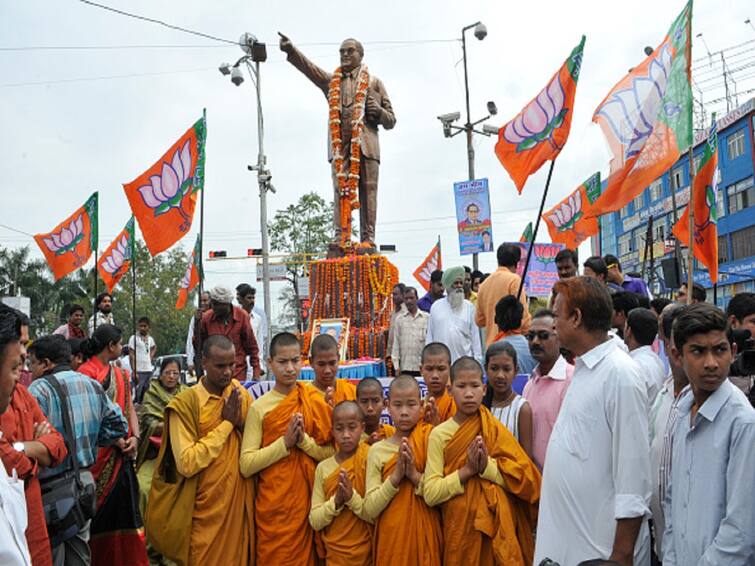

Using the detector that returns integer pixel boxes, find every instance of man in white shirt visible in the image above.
[426,266,482,364]
[236,284,269,378]
[391,286,429,375]
[625,308,667,407]
[87,292,114,336]
[128,316,156,403]
[535,276,651,566]
[0,309,32,565]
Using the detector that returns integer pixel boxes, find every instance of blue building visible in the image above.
[595,98,755,306]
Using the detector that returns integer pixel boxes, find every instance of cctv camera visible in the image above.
[482,124,500,136]
[231,66,244,86]
[487,101,498,116]
[474,23,488,41]
[437,112,461,123]
[219,63,231,76]
[239,32,258,55]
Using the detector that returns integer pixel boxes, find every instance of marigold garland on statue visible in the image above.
[328,64,370,247]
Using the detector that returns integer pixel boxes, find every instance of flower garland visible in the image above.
[328,64,371,249]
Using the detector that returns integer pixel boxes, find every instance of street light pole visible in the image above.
[461,23,477,270]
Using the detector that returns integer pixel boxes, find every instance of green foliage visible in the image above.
[0,242,193,355]
[268,191,333,330]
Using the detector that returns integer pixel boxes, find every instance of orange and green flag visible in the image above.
[519,222,533,243]
[588,1,692,217]
[543,172,601,249]
[97,216,135,293]
[494,36,585,193]
[123,113,206,256]
[413,237,442,292]
[34,192,98,281]
[672,116,719,283]
[176,234,202,309]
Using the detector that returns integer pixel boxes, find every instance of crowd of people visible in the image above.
[0,243,754,566]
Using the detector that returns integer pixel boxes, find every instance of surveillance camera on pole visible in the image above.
[474,23,488,40]
[487,101,498,116]
[231,66,244,86]
[482,124,500,136]
[437,111,461,124]
[219,63,232,76]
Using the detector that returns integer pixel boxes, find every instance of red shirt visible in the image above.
[0,384,68,566]
[199,306,260,380]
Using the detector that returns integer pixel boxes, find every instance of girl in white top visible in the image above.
[482,341,534,461]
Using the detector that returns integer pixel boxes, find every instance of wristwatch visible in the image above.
[12,442,25,454]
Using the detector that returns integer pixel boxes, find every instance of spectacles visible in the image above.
[526,331,553,341]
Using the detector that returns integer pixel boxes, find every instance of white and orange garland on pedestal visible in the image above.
[328,64,370,250]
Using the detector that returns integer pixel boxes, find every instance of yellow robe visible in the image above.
[308,379,357,405]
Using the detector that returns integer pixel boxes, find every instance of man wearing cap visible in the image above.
[425,266,482,364]
[198,286,260,380]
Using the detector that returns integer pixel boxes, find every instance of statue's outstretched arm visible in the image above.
[280,33,331,97]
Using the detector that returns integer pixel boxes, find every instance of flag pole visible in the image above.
[198,111,206,307]
[517,159,557,300]
[437,235,442,270]
[132,233,137,396]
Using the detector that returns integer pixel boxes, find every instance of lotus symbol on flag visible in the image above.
[503,74,568,152]
[547,190,583,232]
[138,140,194,230]
[179,261,193,290]
[101,235,131,275]
[42,215,85,264]
[534,244,559,268]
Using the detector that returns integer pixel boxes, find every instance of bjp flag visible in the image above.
[97,217,135,293]
[494,36,585,193]
[413,238,442,292]
[519,222,533,243]
[588,1,692,217]
[123,113,207,256]
[672,117,719,283]
[34,192,98,281]
[543,172,601,249]
[176,234,201,309]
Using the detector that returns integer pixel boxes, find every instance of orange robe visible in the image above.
[256,383,333,566]
[309,379,357,405]
[361,423,396,445]
[434,391,457,421]
[318,443,372,565]
[442,407,541,565]
[373,423,442,566]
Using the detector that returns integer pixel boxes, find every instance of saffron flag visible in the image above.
[34,193,98,281]
[413,238,442,292]
[176,235,201,309]
[123,114,207,256]
[519,222,533,243]
[543,172,601,249]
[97,217,135,293]
[672,116,719,283]
[588,1,692,217]
[494,36,585,193]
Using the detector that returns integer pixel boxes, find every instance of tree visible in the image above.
[268,192,333,331]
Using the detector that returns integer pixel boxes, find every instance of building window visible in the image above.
[620,203,630,218]
[718,235,728,264]
[618,233,631,255]
[717,193,726,220]
[726,177,755,215]
[670,166,686,191]
[649,179,663,201]
[634,228,646,253]
[731,225,755,261]
[727,130,746,161]
[653,217,665,242]
[633,191,645,210]
[693,154,702,175]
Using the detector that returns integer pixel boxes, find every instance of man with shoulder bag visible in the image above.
[27,336,128,566]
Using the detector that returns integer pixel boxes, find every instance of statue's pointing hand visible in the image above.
[278,32,294,54]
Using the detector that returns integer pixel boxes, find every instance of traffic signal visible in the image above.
[247,248,263,257]
[208,250,227,258]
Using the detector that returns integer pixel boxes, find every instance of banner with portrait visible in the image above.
[454,178,494,255]
[507,242,565,297]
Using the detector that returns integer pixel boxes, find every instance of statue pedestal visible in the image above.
[304,254,398,359]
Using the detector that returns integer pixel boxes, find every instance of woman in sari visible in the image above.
[136,358,187,511]
[78,324,148,566]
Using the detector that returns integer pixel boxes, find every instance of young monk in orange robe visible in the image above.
[421,343,456,422]
[356,377,395,444]
[308,334,356,406]
[364,375,442,566]
[240,332,334,566]
[146,335,254,566]
[310,401,372,566]
[424,356,541,566]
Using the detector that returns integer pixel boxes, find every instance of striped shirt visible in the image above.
[28,369,127,478]
[391,309,429,372]
[491,395,527,442]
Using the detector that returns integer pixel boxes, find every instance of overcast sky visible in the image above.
[2,0,752,319]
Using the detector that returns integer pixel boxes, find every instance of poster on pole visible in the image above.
[507,242,564,297]
[454,178,494,255]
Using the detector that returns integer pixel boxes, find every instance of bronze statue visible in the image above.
[279,33,396,250]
